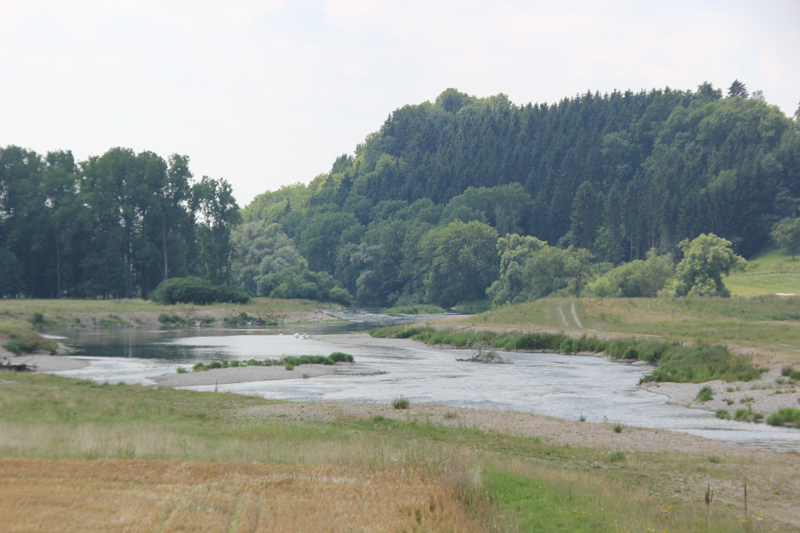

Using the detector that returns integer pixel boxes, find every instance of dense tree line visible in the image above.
[0,147,240,298]
[4,81,798,307]
[239,81,799,307]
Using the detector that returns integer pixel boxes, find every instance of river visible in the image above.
[44,309,800,452]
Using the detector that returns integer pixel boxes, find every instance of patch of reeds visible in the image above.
[369,325,763,384]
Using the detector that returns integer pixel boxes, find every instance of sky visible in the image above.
[1,0,798,206]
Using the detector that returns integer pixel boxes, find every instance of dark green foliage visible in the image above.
[329,352,354,363]
[392,396,410,409]
[150,277,250,305]
[191,352,354,372]
[643,344,762,383]
[2,340,26,354]
[696,386,714,402]
[222,312,274,326]
[766,408,800,427]
[157,314,186,325]
[234,84,797,306]
[771,218,800,260]
[780,366,800,381]
[715,409,731,420]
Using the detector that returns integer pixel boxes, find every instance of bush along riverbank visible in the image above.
[369,326,764,384]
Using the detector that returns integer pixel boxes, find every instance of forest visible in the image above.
[2,80,799,307]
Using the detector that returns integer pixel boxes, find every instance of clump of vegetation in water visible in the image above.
[191,353,354,372]
[766,408,800,428]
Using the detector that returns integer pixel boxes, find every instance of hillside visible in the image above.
[240,83,800,307]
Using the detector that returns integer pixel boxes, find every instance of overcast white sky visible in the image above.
[1,0,798,205]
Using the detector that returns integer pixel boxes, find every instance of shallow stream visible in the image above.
[46,309,800,452]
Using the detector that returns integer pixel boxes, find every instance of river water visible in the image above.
[46,310,800,452]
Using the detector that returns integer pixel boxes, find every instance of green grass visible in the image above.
[0,322,58,354]
[0,297,320,326]
[724,244,800,296]
[0,373,796,532]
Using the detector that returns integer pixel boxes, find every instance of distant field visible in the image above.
[724,245,800,296]
[725,274,800,296]
[0,297,320,322]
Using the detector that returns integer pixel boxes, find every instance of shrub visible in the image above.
[2,340,26,354]
[285,364,294,371]
[329,352,354,363]
[29,312,45,325]
[158,313,186,325]
[766,407,800,427]
[392,396,410,409]
[607,451,626,462]
[176,367,187,374]
[612,424,623,433]
[443,412,457,419]
[715,409,731,420]
[151,277,250,305]
[696,386,714,402]
[209,361,222,369]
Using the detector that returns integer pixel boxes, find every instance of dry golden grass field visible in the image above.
[0,458,475,533]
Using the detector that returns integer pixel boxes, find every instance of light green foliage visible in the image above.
[418,220,499,307]
[673,234,746,297]
[231,222,306,294]
[601,249,673,297]
[486,234,546,304]
[487,234,594,304]
[771,218,800,260]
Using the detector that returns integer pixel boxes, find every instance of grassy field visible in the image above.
[724,245,800,296]
[0,297,320,322]
[1,373,798,532]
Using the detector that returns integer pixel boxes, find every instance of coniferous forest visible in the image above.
[2,81,799,306]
